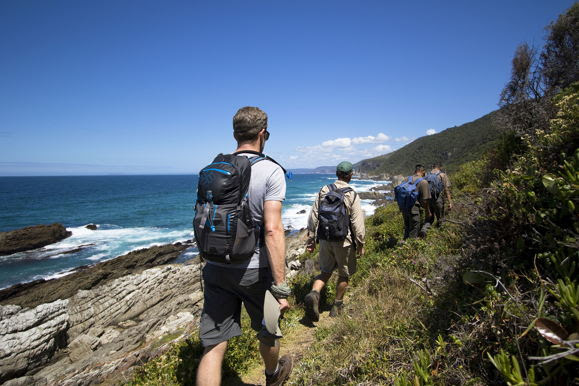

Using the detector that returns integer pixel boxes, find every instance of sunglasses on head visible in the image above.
[264,129,270,140]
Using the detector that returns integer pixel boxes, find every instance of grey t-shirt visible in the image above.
[206,153,286,269]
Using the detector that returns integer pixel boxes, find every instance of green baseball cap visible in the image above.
[336,161,353,173]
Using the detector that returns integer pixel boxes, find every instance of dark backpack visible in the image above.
[316,184,354,242]
[193,153,261,264]
[425,171,444,200]
[394,176,425,212]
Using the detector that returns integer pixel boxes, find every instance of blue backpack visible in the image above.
[394,176,425,212]
[426,172,444,200]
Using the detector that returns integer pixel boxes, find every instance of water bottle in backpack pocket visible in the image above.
[193,201,258,260]
[193,154,258,263]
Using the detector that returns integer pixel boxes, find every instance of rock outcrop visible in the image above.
[0,232,305,385]
[0,224,72,256]
[358,191,386,200]
[0,300,69,382]
[370,184,391,191]
[0,259,202,385]
[0,243,189,308]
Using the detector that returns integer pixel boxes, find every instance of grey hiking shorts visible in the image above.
[199,263,279,347]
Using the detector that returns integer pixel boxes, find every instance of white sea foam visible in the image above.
[360,200,378,216]
[282,204,311,230]
[86,253,109,261]
[27,226,192,263]
[349,180,391,194]
[351,178,391,184]
[32,269,76,282]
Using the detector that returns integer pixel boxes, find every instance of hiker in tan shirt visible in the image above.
[429,162,452,226]
[304,161,365,321]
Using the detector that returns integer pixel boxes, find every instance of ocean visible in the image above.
[0,174,389,289]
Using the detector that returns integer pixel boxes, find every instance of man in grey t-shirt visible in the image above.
[196,107,292,386]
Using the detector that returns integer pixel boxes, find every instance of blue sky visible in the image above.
[0,0,574,176]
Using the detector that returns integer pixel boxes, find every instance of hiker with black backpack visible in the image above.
[303,161,365,321]
[424,162,453,230]
[394,164,431,239]
[195,107,292,386]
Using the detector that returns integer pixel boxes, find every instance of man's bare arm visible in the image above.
[264,200,286,285]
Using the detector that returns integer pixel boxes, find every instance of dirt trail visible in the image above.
[227,308,333,386]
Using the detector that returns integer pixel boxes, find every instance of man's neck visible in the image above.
[235,142,262,154]
[431,168,440,173]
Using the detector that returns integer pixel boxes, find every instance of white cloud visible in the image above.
[374,144,392,153]
[394,136,410,142]
[351,132,389,144]
[351,136,373,144]
[289,155,299,160]
[375,133,390,142]
[426,129,436,136]
[321,137,352,148]
[293,132,396,166]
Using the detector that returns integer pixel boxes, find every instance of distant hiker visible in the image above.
[394,164,431,239]
[304,161,365,320]
[195,107,292,386]
[424,163,452,229]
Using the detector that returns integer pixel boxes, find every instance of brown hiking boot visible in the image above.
[304,290,320,322]
[329,301,344,317]
[265,354,293,386]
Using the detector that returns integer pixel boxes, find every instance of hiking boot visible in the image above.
[329,301,344,317]
[265,354,293,386]
[304,290,320,322]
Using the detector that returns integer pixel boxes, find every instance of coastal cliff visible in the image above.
[0,231,308,385]
[0,242,202,385]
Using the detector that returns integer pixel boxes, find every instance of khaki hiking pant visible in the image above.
[318,240,357,279]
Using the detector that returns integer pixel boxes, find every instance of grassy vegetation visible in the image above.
[127,306,304,385]
[289,205,474,384]
[289,83,578,385]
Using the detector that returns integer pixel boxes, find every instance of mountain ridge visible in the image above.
[355,111,502,176]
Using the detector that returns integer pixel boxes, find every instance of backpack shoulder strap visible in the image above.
[340,187,354,193]
[340,187,357,204]
[249,155,266,165]
[233,150,288,176]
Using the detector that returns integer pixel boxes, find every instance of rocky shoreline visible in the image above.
[0,224,72,256]
[0,227,308,385]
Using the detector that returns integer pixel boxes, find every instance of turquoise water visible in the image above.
[0,174,388,289]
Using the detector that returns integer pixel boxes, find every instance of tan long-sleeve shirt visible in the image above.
[307,180,365,248]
